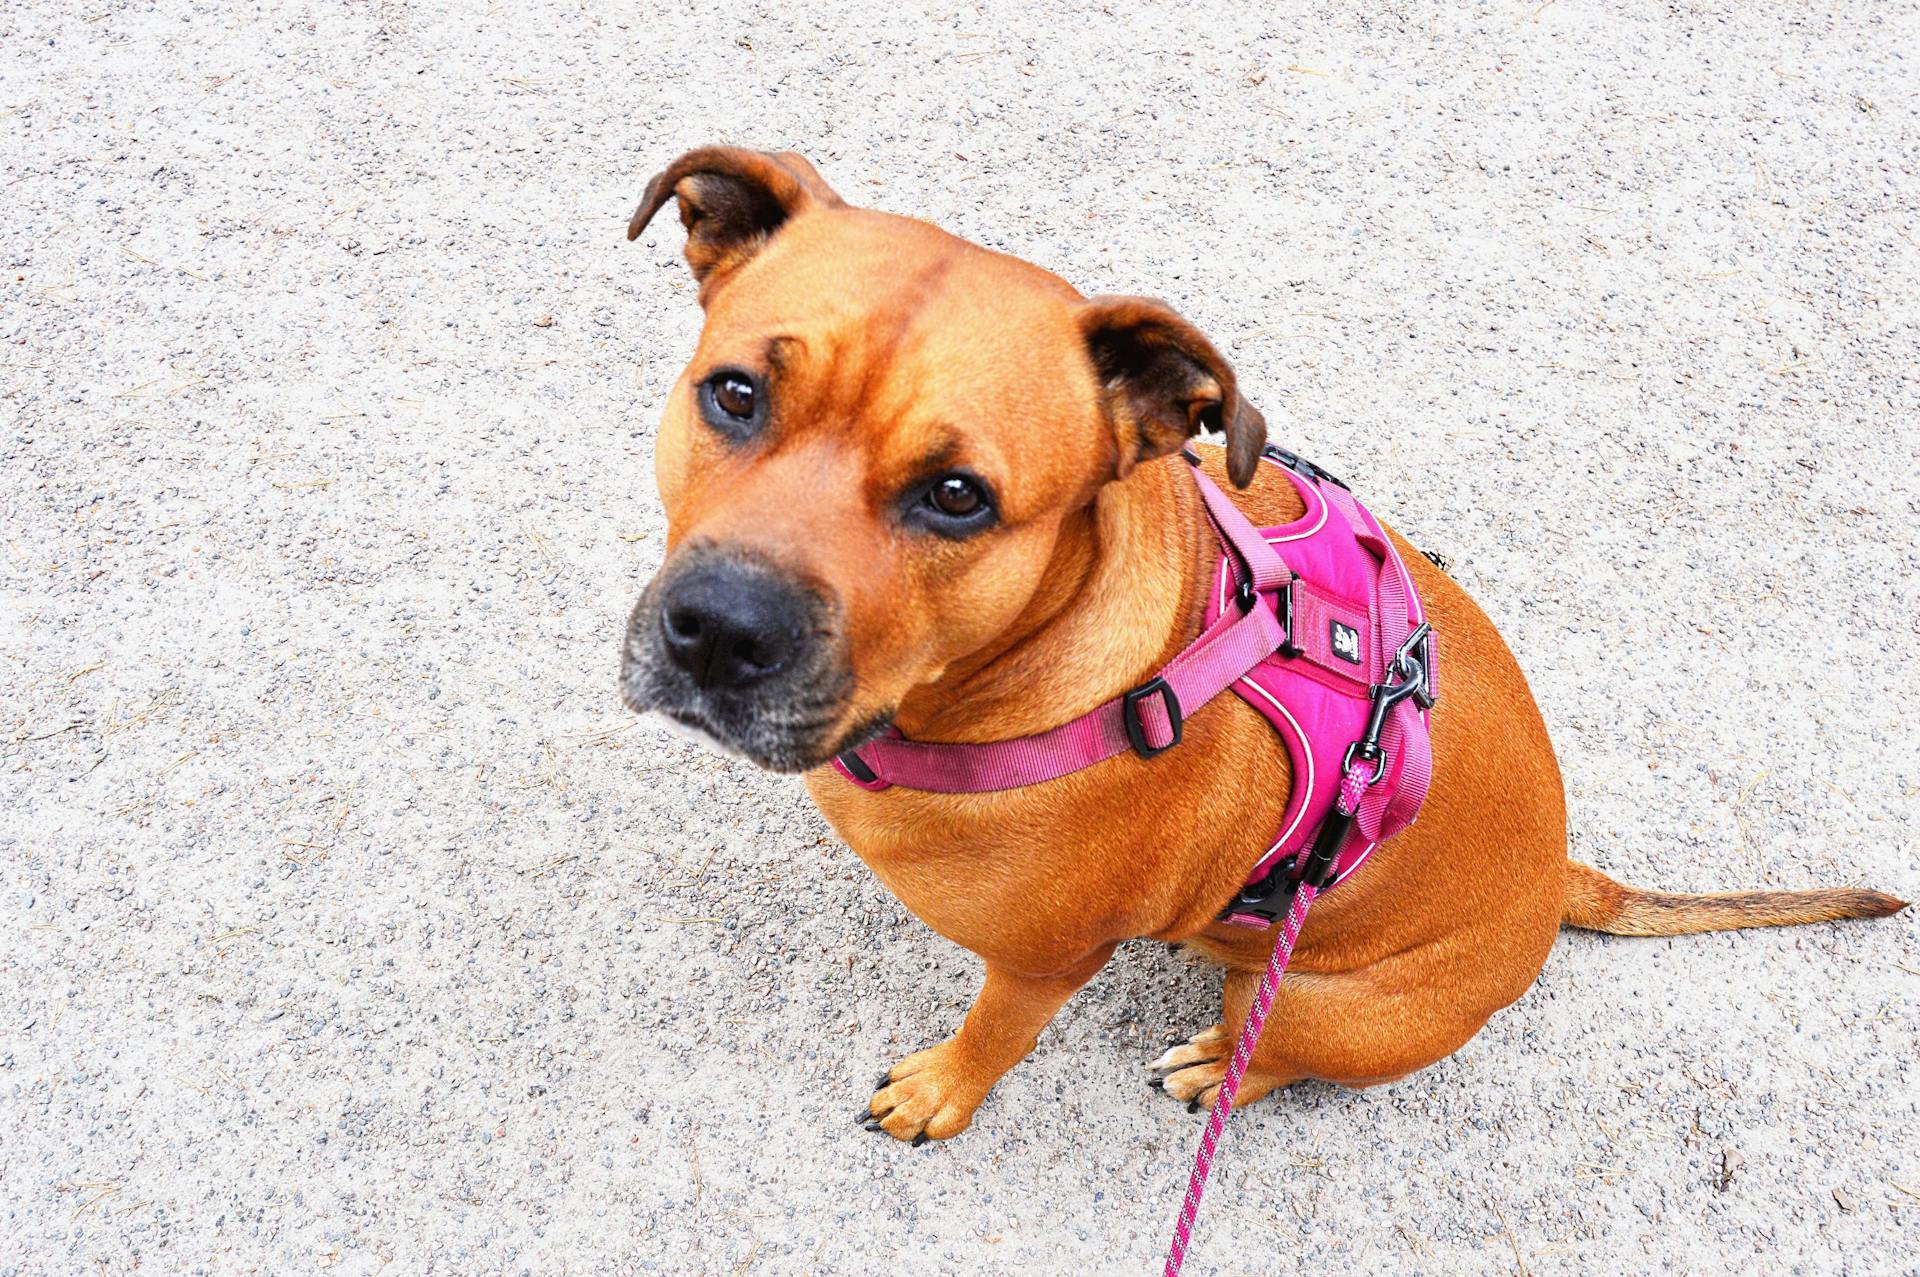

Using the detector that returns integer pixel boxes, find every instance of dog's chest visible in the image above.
[804,700,1293,954]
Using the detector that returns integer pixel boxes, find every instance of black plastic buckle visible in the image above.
[1263,444,1349,491]
[1277,579,1300,656]
[1121,676,1183,759]
[1227,857,1300,924]
[1225,795,1363,921]
[836,750,879,784]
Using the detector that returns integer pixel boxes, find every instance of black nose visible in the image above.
[657,560,805,690]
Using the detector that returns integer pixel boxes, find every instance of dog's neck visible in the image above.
[891,457,1212,744]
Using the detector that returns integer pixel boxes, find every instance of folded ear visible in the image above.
[1077,295,1267,488]
[628,146,845,299]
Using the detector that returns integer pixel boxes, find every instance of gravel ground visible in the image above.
[4,2,1917,1274]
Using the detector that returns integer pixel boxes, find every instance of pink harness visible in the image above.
[832,445,1437,1274]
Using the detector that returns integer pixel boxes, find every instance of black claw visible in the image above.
[1147,1076,1164,1090]
[863,1120,883,1133]
[874,1071,892,1092]
[855,1107,873,1125]
[1186,1098,1201,1114]
[911,1132,929,1148]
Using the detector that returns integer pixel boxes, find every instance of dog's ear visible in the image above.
[1077,295,1267,488]
[628,147,845,299]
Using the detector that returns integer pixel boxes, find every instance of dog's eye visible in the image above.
[712,374,755,419]
[905,472,996,539]
[699,369,764,440]
[929,476,984,517]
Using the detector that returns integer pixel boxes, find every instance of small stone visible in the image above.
[532,314,554,327]
[1832,1187,1855,1213]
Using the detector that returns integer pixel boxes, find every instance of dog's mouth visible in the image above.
[646,701,895,772]
[620,675,876,774]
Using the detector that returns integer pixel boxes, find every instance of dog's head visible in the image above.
[618,146,1266,771]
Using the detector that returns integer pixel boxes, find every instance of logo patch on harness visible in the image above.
[1329,620,1362,665]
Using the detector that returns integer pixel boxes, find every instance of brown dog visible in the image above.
[617,146,1906,1143]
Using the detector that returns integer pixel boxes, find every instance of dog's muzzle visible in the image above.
[619,547,853,772]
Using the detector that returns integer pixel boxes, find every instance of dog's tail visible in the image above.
[1563,860,1906,936]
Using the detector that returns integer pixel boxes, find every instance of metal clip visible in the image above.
[1341,622,1434,785]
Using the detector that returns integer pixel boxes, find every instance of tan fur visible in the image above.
[1562,860,1905,936]
[625,147,1908,1141]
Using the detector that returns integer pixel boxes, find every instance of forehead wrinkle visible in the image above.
[841,250,959,425]
[867,426,961,494]
[862,418,953,500]
[783,289,943,457]
[908,436,960,477]
[765,333,803,372]
[881,413,1013,502]
[765,242,1034,474]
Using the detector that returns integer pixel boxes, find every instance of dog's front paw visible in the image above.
[859,1040,995,1144]
[1147,1023,1298,1112]
[1148,1023,1231,1110]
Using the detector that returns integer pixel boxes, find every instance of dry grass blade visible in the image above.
[69,1184,121,1224]
[1488,1196,1531,1277]
[730,1237,763,1275]
[119,243,208,280]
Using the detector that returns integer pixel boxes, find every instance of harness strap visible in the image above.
[837,600,1285,791]
[1186,452,1292,601]
[1164,879,1321,1277]
[834,466,1290,793]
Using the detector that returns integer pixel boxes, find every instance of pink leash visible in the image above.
[1165,737,1407,1273]
[1163,879,1320,1277]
